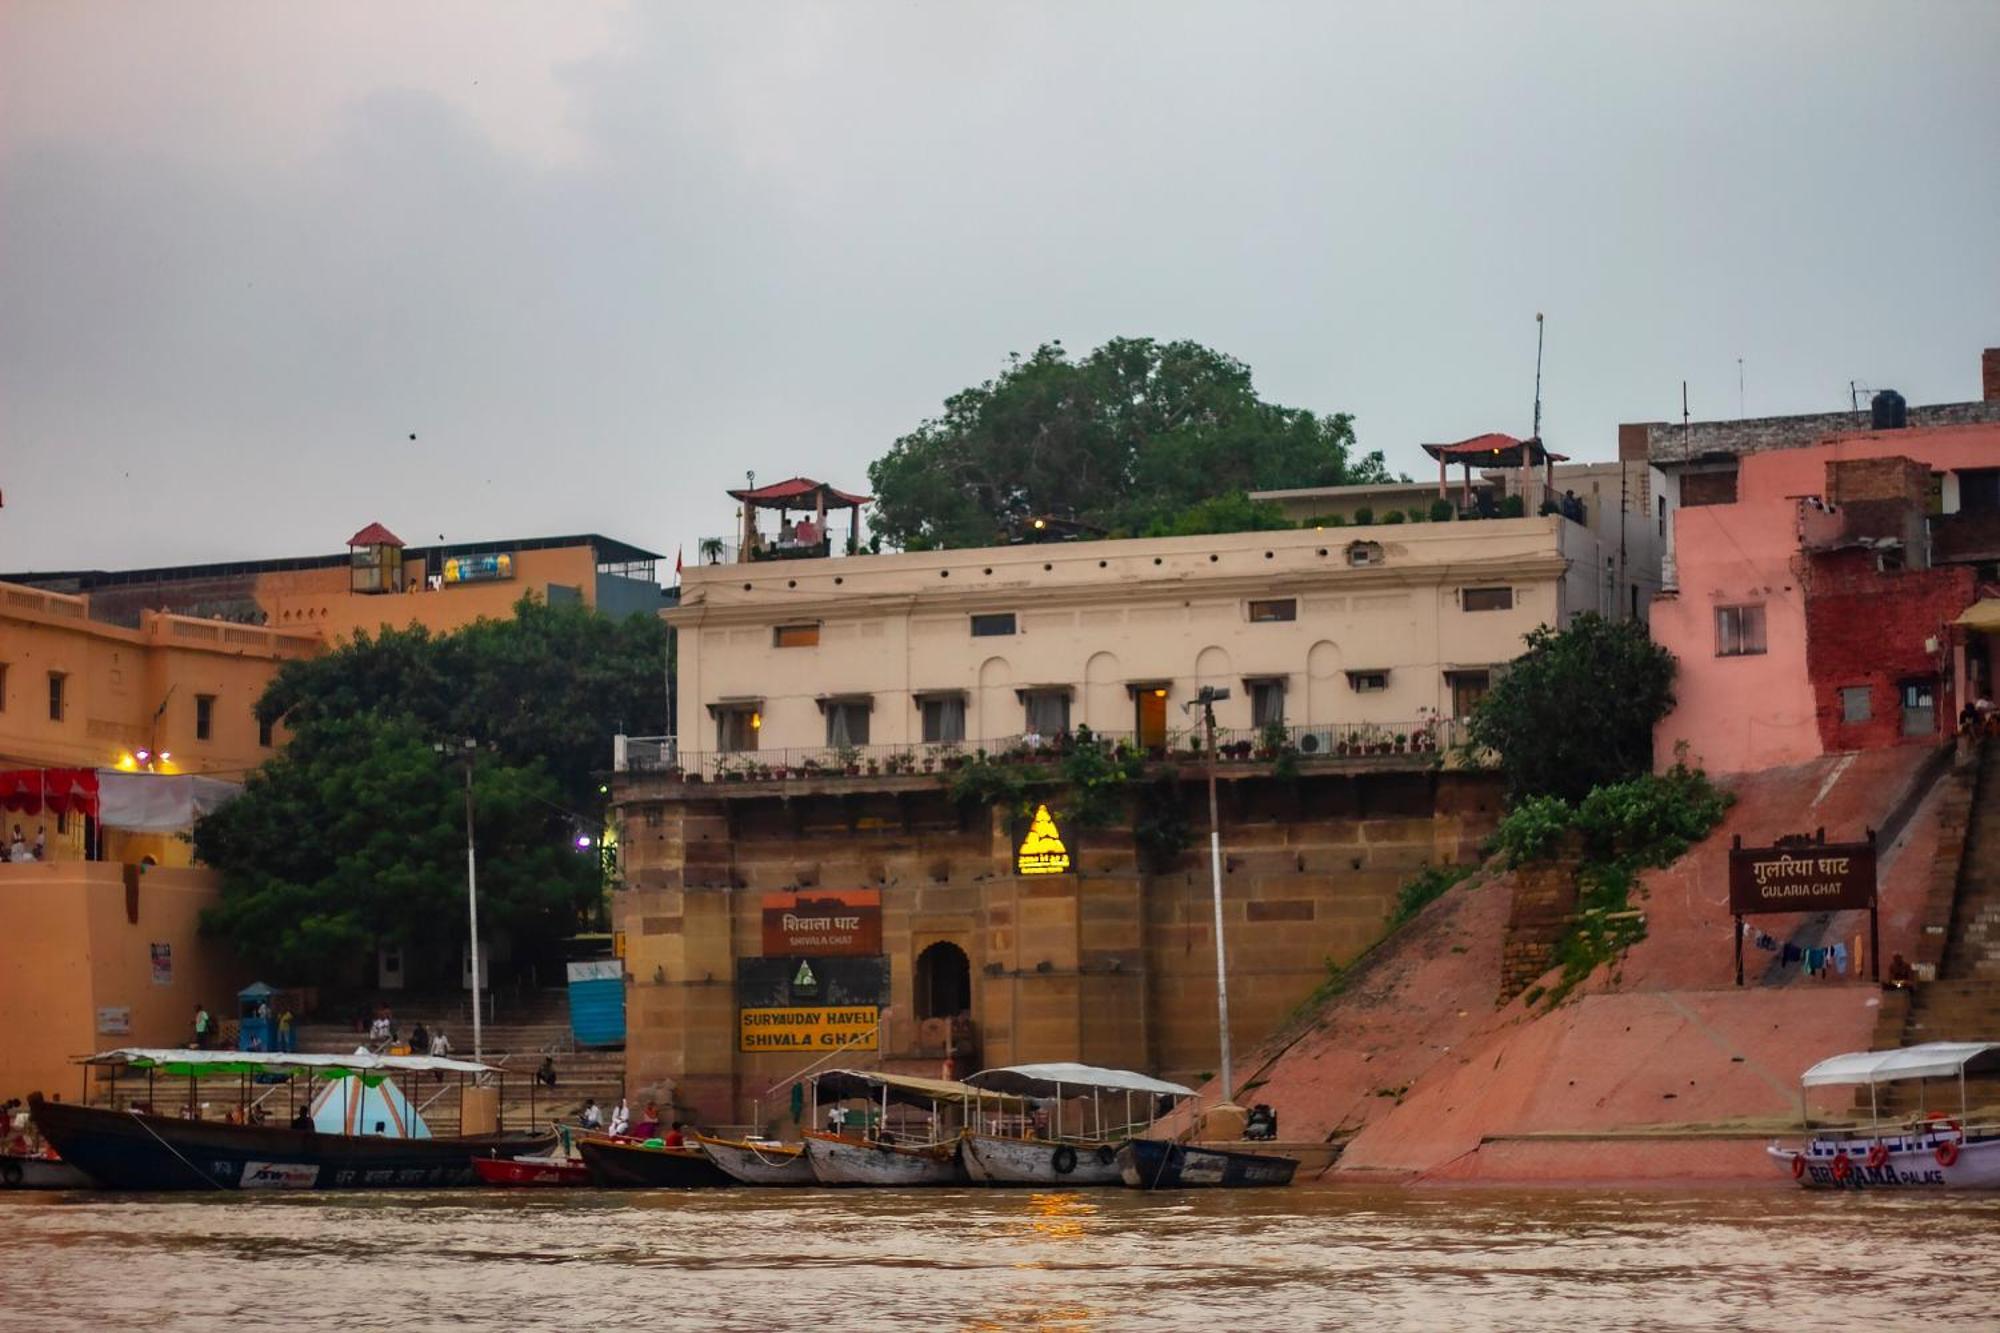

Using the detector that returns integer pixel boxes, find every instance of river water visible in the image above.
[3,1185,1996,1331]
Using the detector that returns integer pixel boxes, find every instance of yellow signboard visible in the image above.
[739,1005,880,1053]
[1016,803,1072,876]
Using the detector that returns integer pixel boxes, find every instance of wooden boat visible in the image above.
[1116,1138,1299,1189]
[471,1152,592,1187]
[961,1062,1195,1187]
[0,1152,95,1190]
[575,1135,735,1188]
[802,1130,965,1186]
[31,1094,551,1192]
[1769,1042,2000,1191]
[691,1132,815,1186]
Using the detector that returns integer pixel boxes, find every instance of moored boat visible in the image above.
[0,1153,95,1190]
[471,1152,592,1187]
[961,1063,1195,1187]
[803,1130,964,1186]
[1769,1042,2000,1191]
[576,1135,735,1188]
[1116,1137,1299,1189]
[692,1132,815,1186]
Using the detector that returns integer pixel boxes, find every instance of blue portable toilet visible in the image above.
[566,960,625,1048]
[236,981,278,1052]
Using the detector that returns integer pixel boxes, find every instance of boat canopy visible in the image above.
[1799,1042,2000,1088]
[310,1075,431,1138]
[812,1068,1026,1112]
[964,1063,1195,1100]
[81,1047,496,1084]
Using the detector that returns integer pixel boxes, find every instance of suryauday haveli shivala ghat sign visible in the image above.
[1016,803,1071,875]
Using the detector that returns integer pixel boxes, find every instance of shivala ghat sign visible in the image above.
[739,1006,879,1053]
[760,890,881,957]
[1728,830,1879,985]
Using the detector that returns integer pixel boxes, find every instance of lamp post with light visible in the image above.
[1183,685,1233,1106]
[434,737,485,1063]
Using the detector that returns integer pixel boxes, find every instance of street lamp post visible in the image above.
[1185,686,1233,1106]
[436,738,483,1063]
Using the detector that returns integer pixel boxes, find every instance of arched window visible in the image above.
[914,941,972,1020]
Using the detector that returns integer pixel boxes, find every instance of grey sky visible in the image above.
[4,1,1996,572]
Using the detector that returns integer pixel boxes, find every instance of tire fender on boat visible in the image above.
[1936,1139,1961,1168]
[1052,1145,1077,1175]
[1790,1154,1807,1180]
[1865,1142,1889,1170]
[1830,1153,1852,1182]
[1096,1145,1117,1166]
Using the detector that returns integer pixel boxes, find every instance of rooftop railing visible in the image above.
[612,719,1462,785]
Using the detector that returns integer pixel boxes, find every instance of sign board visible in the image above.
[565,959,622,984]
[739,1005,880,1053]
[1016,803,1072,876]
[1728,840,1877,915]
[150,943,172,987]
[612,930,626,960]
[760,890,882,957]
[442,552,514,585]
[737,955,888,1010]
[96,1006,132,1035]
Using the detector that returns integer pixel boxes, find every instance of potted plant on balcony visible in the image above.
[835,744,862,776]
[1394,733,1409,753]
[865,757,880,776]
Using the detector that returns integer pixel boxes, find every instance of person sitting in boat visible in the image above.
[609,1099,632,1138]
[661,1122,686,1148]
[633,1102,662,1138]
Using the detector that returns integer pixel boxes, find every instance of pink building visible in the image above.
[1652,422,2000,774]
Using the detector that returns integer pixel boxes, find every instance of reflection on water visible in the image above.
[3,1185,1999,1331]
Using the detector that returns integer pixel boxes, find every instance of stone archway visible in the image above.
[915,940,972,1019]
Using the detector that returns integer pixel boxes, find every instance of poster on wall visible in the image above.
[150,943,172,987]
[760,889,882,956]
[736,955,889,1053]
[96,1007,131,1035]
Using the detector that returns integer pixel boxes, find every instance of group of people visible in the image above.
[1537,490,1588,524]
[6,824,47,862]
[574,1097,667,1141]
[1958,693,1998,741]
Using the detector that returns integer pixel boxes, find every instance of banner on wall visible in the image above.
[150,943,172,987]
[760,890,881,956]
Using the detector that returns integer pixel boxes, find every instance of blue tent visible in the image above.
[309,1073,432,1139]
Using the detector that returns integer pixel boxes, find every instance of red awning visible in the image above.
[0,768,100,817]
[1420,434,1568,465]
[347,521,406,547]
[725,477,872,509]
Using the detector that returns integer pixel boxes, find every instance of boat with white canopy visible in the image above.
[1768,1041,2000,1190]
[960,1063,1195,1186]
[802,1069,1025,1186]
[30,1047,551,1191]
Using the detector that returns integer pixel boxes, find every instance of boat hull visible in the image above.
[693,1134,816,1186]
[1116,1138,1298,1189]
[960,1132,1123,1186]
[28,1094,552,1192]
[576,1136,735,1188]
[803,1131,966,1186]
[0,1153,95,1190]
[471,1153,592,1187]
[1770,1127,2000,1191]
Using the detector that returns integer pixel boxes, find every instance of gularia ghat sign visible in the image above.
[1728,830,1878,984]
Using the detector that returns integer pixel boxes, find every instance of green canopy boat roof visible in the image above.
[81,1046,497,1086]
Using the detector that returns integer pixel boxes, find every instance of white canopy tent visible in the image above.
[94,772,243,832]
[1797,1042,2000,1128]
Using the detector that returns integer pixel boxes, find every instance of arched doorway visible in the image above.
[915,941,972,1019]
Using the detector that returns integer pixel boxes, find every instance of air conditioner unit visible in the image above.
[1296,728,1334,755]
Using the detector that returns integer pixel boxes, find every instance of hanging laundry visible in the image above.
[1782,943,1802,965]
[1831,943,1849,975]
[1806,947,1827,974]
[1853,933,1866,979]
[1756,932,1778,952]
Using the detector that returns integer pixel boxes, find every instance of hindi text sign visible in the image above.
[1728,840,1876,915]
[761,890,882,957]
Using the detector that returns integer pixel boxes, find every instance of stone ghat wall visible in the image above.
[613,767,1502,1125]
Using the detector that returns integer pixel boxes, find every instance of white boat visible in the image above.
[692,1132,815,1186]
[1769,1042,2000,1191]
[803,1130,965,1186]
[961,1062,1196,1187]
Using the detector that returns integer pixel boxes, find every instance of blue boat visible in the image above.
[1116,1137,1298,1189]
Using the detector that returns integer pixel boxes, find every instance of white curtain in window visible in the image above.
[923,697,965,744]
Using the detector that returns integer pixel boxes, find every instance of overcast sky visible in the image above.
[3,1,1996,573]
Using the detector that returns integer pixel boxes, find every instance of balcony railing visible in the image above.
[612,719,1462,785]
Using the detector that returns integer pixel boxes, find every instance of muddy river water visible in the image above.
[3,1184,1995,1330]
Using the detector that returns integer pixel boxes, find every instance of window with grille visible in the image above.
[920,696,965,744]
[716,707,760,752]
[1249,680,1286,728]
[47,672,65,722]
[1715,605,1766,656]
[1023,690,1070,737]
[1840,687,1872,723]
[1461,587,1514,612]
[1247,599,1296,623]
[970,613,1017,637]
[195,694,215,741]
[824,702,871,747]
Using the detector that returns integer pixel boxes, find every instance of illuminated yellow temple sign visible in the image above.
[1016,803,1072,875]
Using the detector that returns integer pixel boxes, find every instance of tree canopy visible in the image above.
[197,597,669,984]
[1465,613,1678,805]
[866,338,1389,549]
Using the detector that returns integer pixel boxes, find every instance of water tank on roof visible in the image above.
[1870,389,1907,430]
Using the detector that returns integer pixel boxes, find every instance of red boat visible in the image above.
[471,1153,592,1187]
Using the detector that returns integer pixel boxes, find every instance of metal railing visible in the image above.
[614,720,1462,784]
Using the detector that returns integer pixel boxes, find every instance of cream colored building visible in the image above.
[665,516,1610,766]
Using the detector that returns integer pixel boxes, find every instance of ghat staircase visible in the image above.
[1869,738,2000,1115]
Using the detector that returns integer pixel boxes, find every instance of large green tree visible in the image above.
[197,597,669,982]
[1465,613,1677,804]
[866,338,1388,549]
